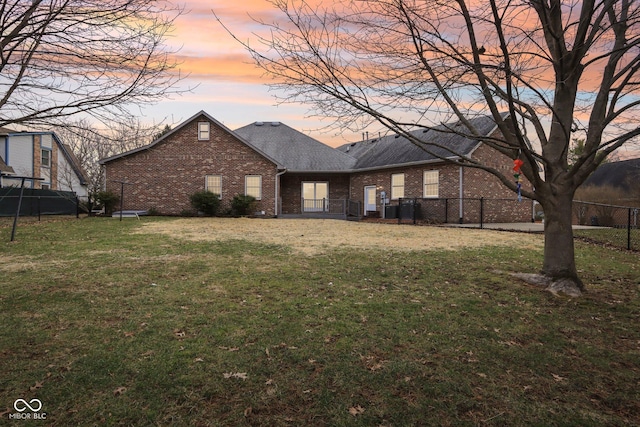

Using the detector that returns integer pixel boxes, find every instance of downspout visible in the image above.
[459,166,464,224]
[274,169,286,217]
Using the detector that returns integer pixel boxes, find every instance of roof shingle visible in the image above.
[336,115,500,170]
[234,121,357,172]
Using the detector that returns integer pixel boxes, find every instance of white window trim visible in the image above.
[391,173,405,200]
[198,122,210,141]
[245,175,262,200]
[423,170,439,198]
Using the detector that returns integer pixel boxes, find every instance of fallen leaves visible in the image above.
[29,381,44,392]
[348,405,365,416]
[113,386,127,396]
[224,372,248,380]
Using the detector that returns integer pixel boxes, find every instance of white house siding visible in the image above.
[41,134,53,149]
[4,135,34,187]
[57,155,88,199]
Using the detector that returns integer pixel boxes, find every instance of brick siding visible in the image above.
[348,142,533,222]
[104,114,278,215]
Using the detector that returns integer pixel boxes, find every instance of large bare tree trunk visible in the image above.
[540,191,585,295]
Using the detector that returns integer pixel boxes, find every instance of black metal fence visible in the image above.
[572,200,639,251]
[0,188,81,217]
[389,197,535,225]
[381,197,638,251]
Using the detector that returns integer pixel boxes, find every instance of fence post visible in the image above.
[628,207,632,251]
[38,196,41,221]
[445,198,449,224]
[480,197,484,229]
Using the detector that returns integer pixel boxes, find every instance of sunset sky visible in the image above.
[144,1,640,157]
[144,0,354,147]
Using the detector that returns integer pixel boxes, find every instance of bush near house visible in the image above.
[189,190,221,216]
[95,190,120,216]
[231,194,256,216]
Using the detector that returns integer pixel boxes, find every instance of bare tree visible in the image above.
[56,118,163,198]
[0,0,186,129]
[217,0,640,295]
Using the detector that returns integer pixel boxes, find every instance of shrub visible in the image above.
[231,194,256,216]
[95,190,120,215]
[189,191,220,216]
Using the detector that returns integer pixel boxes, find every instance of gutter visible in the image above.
[274,169,287,217]
[459,166,464,223]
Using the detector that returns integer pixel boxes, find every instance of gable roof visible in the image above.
[337,115,501,170]
[99,111,283,167]
[233,121,356,172]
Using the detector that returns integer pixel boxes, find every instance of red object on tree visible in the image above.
[513,159,524,172]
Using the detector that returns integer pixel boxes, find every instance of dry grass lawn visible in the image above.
[140,218,543,255]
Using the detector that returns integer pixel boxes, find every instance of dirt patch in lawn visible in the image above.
[140,218,543,255]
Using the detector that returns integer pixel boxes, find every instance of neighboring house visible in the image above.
[100,110,532,222]
[0,127,89,199]
[582,157,640,192]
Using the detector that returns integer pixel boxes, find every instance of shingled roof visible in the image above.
[0,157,15,175]
[234,121,357,172]
[337,115,501,170]
[583,157,640,191]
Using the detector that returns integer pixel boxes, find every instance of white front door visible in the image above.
[364,186,377,215]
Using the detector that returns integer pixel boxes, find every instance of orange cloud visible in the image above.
[173,53,265,83]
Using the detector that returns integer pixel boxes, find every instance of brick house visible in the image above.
[100,111,532,222]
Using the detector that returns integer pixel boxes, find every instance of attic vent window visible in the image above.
[198,122,210,141]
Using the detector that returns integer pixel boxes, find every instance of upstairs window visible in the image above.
[198,122,210,141]
[41,149,51,167]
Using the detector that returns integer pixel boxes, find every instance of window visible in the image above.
[302,182,329,212]
[423,170,439,198]
[391,173,405,199]
[41,149,51,167]
[205,175,222,198]
[198,122,210,141]
[245,175,262,200]
[41,184,50,190]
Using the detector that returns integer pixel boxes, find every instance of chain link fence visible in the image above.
[572,200,639,250]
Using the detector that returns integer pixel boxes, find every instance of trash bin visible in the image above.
[590,216,599,226]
